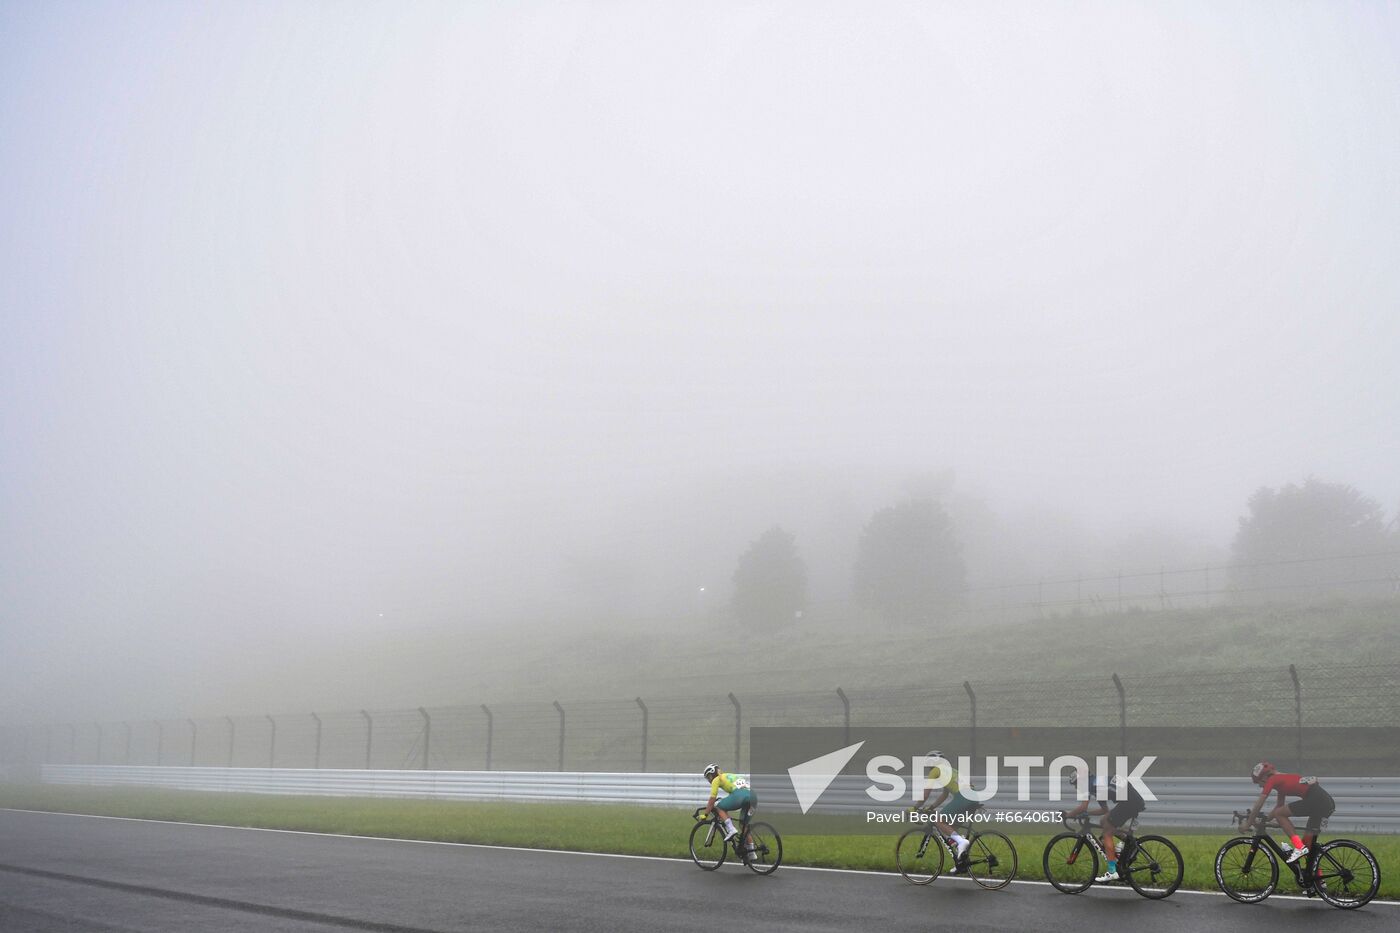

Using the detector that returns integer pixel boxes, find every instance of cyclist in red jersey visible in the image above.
[1243,761,1336,864]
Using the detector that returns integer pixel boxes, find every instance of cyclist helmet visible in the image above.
[703,763,721,781]
[1251,761,1275,785]
[926,750,946,762]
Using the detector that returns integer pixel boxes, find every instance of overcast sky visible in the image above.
[3,1,1398,720]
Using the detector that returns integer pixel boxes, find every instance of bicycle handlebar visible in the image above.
[1232,810,1270,827]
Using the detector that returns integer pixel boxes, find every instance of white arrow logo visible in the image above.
[787,741,866,814]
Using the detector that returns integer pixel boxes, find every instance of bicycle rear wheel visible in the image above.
[1042,833,1097,893]
[744,822,783,875]
[896,828,944,885]
[688,820,727,871]
[1314,840,1379,909]
[966,830,1017,890]
[1214,837,1277,903]
[1124,834,1183,899]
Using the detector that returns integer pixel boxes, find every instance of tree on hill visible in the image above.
[731,526,807,628]
[1230,477,1394,599]
[852,499,965,624]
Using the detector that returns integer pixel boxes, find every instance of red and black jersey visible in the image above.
[1262,773,1317,800]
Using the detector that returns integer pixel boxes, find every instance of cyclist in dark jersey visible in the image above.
[1243,761,1336,864]
[1062,771,1146,882]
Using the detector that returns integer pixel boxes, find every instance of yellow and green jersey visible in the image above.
[710,772,750,796]
[926,763,961,795]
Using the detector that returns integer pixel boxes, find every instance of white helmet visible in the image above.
[926,750,946,762]
[703,763,720,780]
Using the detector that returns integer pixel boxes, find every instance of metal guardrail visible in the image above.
[40,766,1400,833]
[41,765,711,806]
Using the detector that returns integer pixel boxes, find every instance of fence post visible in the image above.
[481,705,493,771]
[836,687,850,746]
[1289,664,1303,768]
[266,715,277,767]
[311,713,322,769]
[123,722,132,765]
[188,719,197,766]
[728,693,741,770]
[635,698,648,772]
[156,721,164,766]
[225,717,235,767]
[963,681,977,774]
[553,700,566,771]
[361,710,373,770]
[418,707,431,770]
[1111,673,1126,757]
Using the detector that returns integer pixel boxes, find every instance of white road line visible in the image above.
[2,808,1395,907]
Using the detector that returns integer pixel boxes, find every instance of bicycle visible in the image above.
[689,804,783,875]
[894,805,1018,889]
[1216,810,1379,909]
[1042,812,1183,899]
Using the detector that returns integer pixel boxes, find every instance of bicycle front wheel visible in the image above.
[1314,840,1380,910]
[1042,833,1097,893]
[896,828,945,885]
[1214,837,1277,903]
[966,830,1018,890]
[688,820,727,871]
[1125,834,1183,899]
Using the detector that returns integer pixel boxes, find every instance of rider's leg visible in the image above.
[1272,803,1305,855]
[1101,817,1118,861]
[715,806,737,839]
[936,809,970,858]
[1095,816,1120,881]
[716,789,751,840]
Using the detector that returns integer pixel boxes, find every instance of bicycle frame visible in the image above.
[908,806,1007,877]
[1230,813,1326,888]
[1062,814,1137,870]
[696,804,756,857]
[909,824,963,864]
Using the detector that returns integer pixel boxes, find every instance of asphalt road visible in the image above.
[0,809,1393,932]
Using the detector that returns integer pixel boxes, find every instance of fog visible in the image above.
[3,1,1398,722]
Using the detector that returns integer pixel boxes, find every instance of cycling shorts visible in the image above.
[1107,797,1145,827]
[717,787,753,813]
[1289,785,1335,832]
[942,793,979,817]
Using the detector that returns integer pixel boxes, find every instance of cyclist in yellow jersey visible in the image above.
[702,763,755,847]
[910,751,973,864]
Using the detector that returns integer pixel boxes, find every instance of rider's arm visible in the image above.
[911,785,950,811]
[703,775,722,813]
[1244,789,1269,826]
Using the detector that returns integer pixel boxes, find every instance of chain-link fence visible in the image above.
[6,661,1398,775]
